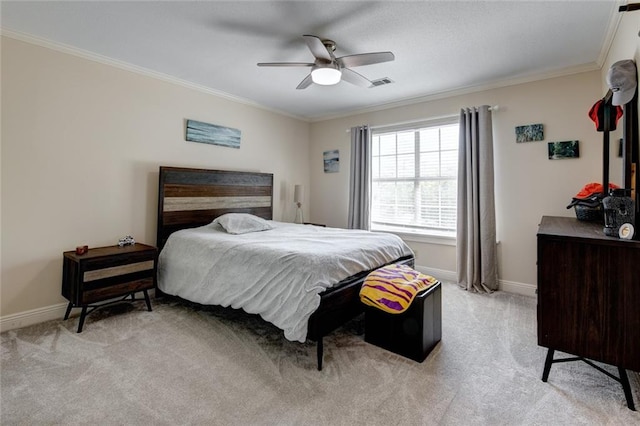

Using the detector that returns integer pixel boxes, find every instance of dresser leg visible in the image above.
[77,306,88,333]
[542,348,555,382]
[619,367,636,411]
[63,302,73,320]
[143,290,152,311]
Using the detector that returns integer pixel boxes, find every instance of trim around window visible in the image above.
[370,116,459,239]
[372,224,456,246]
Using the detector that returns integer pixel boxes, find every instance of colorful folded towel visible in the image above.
[360,264,439,314]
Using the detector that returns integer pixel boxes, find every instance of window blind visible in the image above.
[371,119,458,236]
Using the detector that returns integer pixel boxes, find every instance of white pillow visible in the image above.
[212,213,273,235]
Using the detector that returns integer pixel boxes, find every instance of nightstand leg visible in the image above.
[77,306,88,333]
[317,337,323,371]
[143,290,152,311]
[63,302,73,320]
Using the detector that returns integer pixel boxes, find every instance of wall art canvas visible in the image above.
[548,140,579,160]
[515,123,544,143]
[186,119,241,149]
[323,149,339,173]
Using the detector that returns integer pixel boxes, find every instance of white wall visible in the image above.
[601,9,640,148]
[0,36,310,320]
[1,12,636,327]
[310,72,611,294]
[601,11,640,83]
[309,14,637,294]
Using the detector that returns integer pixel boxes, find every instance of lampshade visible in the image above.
[294,184,304,204]
[311,64,341,85]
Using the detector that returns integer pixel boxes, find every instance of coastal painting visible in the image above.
[324,149,339,173]
[186,119,241,149]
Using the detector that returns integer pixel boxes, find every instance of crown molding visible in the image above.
[596,0,626,68]
[0,28,308,122]
[0,23,615,125]
[309,62,601,122]
[309,2,624,123]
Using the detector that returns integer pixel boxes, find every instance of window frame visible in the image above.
[369,116,459,244]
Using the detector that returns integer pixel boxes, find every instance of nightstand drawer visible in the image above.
[81,267,154,293]
[83,259,155,282]
[81,260,155,295]
[83,277,155,304]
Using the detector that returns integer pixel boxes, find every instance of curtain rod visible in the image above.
[345,105,500,132]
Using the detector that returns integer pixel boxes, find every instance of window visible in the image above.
[371,118,459,239]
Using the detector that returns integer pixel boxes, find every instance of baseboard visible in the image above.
[1,290,162,333]
[415,265,537,298]
[0,303,69,333]
[414,265,457,283]
[498,279,537,298]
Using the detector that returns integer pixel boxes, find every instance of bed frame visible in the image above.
[156,166,413,370]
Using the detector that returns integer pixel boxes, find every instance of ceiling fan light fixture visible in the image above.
[311,64,342,85]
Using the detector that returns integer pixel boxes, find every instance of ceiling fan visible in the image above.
[257,34,394,89]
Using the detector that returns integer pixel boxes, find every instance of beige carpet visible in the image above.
[2,282,639,425]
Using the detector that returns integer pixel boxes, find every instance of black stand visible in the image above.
[317,337,323,371]
[542,348,636,411]
[63,290,153,333]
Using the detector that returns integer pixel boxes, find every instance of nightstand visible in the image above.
[62,243,157,332]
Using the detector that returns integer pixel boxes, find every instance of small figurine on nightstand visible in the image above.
[118,235,136,247]
[75,245,89,255]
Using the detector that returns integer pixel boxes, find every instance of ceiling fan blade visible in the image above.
[257,62,314,67]
[303,35,332,62]
[341,68,373,88]
[338,52,395,68]
[296,74,313,90]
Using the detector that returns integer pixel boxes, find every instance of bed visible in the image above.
[156,166,414,370]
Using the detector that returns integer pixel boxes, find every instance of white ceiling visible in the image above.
[1,1,624,121]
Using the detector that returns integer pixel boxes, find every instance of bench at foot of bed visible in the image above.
[364,281,442,362]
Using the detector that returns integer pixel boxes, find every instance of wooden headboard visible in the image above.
[157,166,273,250]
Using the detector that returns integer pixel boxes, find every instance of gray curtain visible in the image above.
[348,125,371,230]
[456,106,498,293]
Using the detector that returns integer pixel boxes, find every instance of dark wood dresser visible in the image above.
[537,215,640,410]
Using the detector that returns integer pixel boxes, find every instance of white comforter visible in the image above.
[158,221,413,342]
